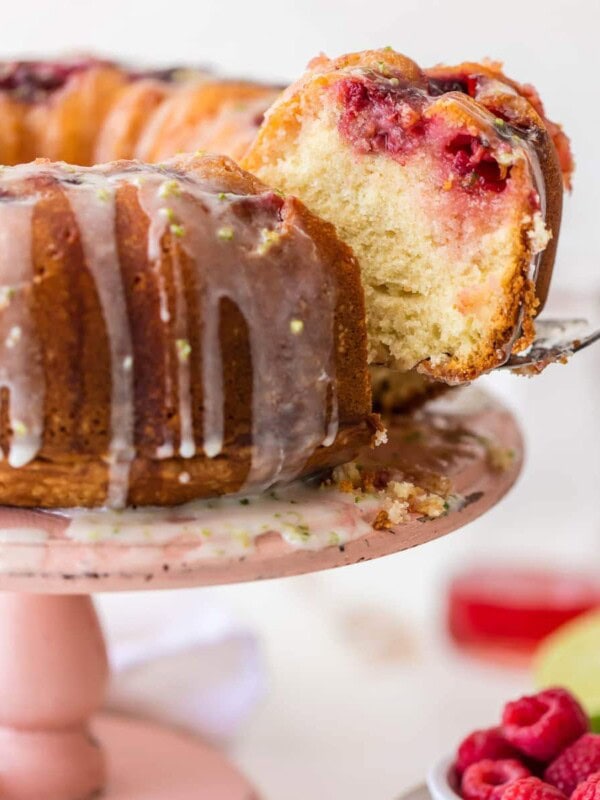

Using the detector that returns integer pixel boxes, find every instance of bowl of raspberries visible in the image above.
[427,688,600,800]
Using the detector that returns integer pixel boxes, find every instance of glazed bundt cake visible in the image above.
[0,51,570,508]
[243,48,568,382]
[0,154,376,508]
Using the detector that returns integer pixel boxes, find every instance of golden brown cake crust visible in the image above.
[0,155,376,507]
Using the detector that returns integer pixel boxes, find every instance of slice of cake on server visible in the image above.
[244,48,570,383]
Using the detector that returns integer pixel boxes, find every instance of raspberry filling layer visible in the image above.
[336,76,427,161]
[446,133,508,193]
[335,74,512,194]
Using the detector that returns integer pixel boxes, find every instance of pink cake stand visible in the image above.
[0,390,523,800]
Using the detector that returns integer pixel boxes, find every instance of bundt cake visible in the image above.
[0,52,571,508]
[243,48,569,382]
[0,154,376,508]
[0,58,279,166]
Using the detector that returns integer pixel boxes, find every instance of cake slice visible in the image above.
[243,49,567,382]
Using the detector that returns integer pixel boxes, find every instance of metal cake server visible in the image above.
[501,318,600,374]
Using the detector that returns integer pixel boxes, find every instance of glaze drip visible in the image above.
[137,181,194,460]
[135,177,338,489]
[67,181,135,508]
[0,159,339,505]
[0,200,44,467]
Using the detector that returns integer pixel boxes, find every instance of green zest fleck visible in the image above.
[159,179,181,199]
[235,530,251,548]
[383,45,394,51]
[12,420,27,436]
[328,532,341,546]
[176,338,192,362]
[170,223,185,238]
[217,225,235,241]
[290,318,304,335]
[257,227,281,255]
[96,188,111,202]
[217,192,228,201]
[161,207,176,222]
[286,523,311,542]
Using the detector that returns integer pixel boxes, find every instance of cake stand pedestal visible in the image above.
[0,391,523,800]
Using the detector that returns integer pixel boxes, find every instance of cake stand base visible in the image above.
[0,592,259,800]
[93,714,258,800]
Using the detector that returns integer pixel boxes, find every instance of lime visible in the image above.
[534,609,600,718]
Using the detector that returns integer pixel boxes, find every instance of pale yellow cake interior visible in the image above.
[252,110,531,379]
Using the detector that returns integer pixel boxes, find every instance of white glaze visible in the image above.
[133,168,338,489]
[65,480,377,558]
[137,180,195,460]
[0,199,45,467]
[0,159,340,505]
[67,181,135,508]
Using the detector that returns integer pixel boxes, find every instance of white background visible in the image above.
[5,0,600,293]
[4,2,599,798]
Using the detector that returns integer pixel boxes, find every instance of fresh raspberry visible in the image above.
[461,759,531,800]
[544,735,600,796]
[500,777,566,800]
[456,728,520,776]
[502,688,589,761]
[572,773,600,800]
